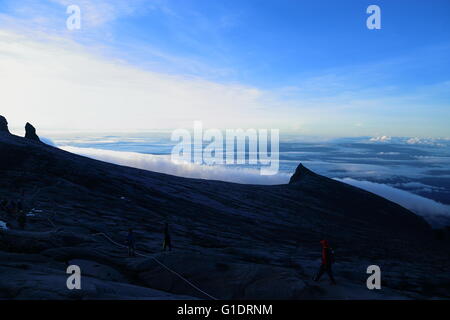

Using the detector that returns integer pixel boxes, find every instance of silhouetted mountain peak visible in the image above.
[289,163,317,184]
[24,122,40,142]
[0,115,10,134]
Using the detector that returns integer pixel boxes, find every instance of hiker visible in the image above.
[313,239,336,284]
[17,199,23,212]
[126,228,136,257]
[0,200,6,220]
[5,200,17,215]
[163,222,172,251]
[17,210,26,229]
[0,199,7,211]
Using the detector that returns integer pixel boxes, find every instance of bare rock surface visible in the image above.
[0,132,449,299]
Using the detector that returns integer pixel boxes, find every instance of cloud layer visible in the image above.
[59,144,450,227]
[336,178,450,228]
[60,146,291,185]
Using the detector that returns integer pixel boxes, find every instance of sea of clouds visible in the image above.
[57,144,450,228]
[59,146,291,185]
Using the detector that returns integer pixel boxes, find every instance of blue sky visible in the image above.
[0,0,449,136]
[110,0,450,86]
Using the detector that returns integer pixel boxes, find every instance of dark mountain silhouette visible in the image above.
[24,122,40,142]
[289,163,317,184]
[0,123,449,299]
[0,116,10,134]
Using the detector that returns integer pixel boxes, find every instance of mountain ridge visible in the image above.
[0,130,449,299]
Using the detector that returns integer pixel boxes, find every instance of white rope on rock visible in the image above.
[92,232,218,300]
[26,207,218,300]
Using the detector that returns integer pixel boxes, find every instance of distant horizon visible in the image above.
[5,122,450,141]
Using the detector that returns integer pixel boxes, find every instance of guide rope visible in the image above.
[92,232,218,300]
[28,210,218,300]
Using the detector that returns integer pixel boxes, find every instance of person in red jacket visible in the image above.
[313,240,336,284]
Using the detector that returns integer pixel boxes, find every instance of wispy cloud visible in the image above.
[0,29,297,132]
[1,0,150,29]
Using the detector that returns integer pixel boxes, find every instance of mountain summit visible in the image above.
[289,163,318,184]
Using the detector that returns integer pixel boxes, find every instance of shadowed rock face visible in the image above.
[0,115,10,134]
[24,122,40,142]
[289,163,317,184]
[0,133,449,299]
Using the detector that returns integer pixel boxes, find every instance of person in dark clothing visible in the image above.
[163,222,172,251]
[126,228,136,257]
[313,240,336,284]
[10,197,26,229]
[17,210,26,229]
[6,200,16,215]
[0,199,7,211]
[17,200,23,212]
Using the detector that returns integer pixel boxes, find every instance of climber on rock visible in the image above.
[313,239,337,285]
[163,222,172,251]
[126,228,136,257]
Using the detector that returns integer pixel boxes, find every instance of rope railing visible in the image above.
[20,209,218,300]
[92,232,218,300]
